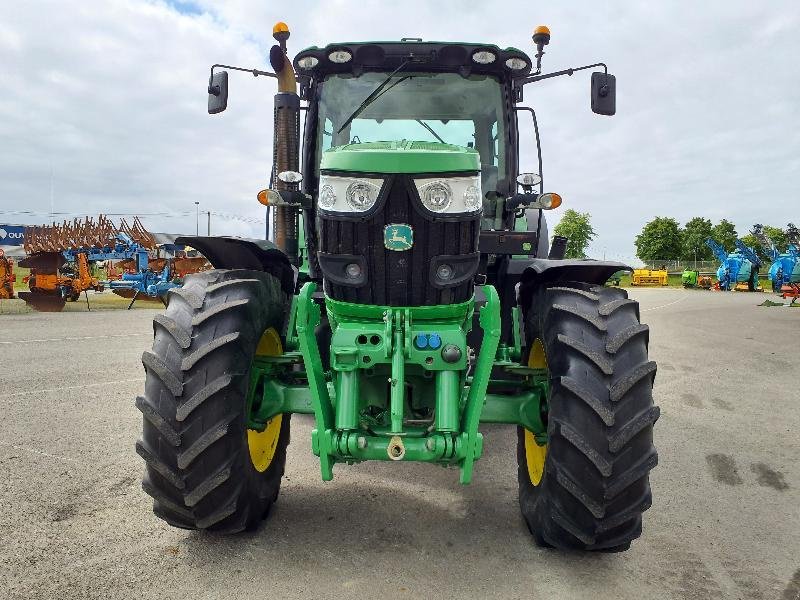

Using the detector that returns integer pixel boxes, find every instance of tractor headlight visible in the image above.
[346,181,380,211]
[472,50,497,64]
[463,185,481,211]
[318,184,336,209]
[317,175,383,213]
[328,49,353,64]
[505,57,528,71]
[297,55,319,69]
[414,176,482,215]
[420,181,453,212]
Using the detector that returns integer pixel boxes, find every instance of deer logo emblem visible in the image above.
[383,224,414,251]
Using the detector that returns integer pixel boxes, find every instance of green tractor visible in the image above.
[136,22,658,551]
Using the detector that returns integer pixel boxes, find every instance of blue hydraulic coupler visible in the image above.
[427,333,442,349]
[414,333,429,350]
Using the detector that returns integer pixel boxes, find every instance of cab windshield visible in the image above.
[316,71,506,189]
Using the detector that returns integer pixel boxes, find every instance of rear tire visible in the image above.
[517,283,659,551]
[136,269,291,533]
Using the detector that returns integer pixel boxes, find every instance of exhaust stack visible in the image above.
[270,22,301,266]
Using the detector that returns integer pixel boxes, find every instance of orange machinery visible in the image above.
[0,249,15,299]
[19,251,103,311]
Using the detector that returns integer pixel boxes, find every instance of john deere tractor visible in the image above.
[136,23,658,552]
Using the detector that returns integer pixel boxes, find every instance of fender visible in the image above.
[176,236,297,295]
[518,258,630,307]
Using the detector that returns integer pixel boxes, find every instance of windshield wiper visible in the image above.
[415,120,446,144]
[337,60,410,134]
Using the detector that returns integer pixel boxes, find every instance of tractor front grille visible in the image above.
[317,174,479,306]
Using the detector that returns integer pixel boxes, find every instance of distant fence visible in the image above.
[640,260,718,273]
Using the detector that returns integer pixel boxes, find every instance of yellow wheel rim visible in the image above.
[247,327,283,473]
[524,338,548,486]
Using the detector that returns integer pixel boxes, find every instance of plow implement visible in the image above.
[19,216,210,311]
[18,251,74,311]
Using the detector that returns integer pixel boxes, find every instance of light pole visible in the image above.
[194,201,199,235]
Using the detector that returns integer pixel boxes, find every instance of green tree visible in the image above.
[711,219,738,252]
[552,209,596,258]
[763,225,789,252]
[635,217,683,262]
[740,233,761,252]
[681,217,714,261]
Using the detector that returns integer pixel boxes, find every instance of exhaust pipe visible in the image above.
[270,23,301,266]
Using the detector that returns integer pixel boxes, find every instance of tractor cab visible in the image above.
[296,41,530,200]
[262,38,614,332]
[205,31,617,297]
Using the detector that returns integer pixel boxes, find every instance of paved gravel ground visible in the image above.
[1,289,798,600]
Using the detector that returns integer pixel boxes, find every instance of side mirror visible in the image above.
[591,72,616,116]
[208,71,229,114]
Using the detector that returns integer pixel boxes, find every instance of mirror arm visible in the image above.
[518,62,607,86]
[208,64,311,94]
[209,63,277,87]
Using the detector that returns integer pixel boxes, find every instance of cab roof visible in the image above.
[294,40,532,80]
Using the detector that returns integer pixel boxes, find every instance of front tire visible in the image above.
[517,283,659,551]
[136,269,291,533]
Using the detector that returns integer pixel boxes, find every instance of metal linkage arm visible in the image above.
[209,63,277,82]
[519,62,607,86]
[208,63,309,89]
[706,238,727,263]
[734,239,762,268]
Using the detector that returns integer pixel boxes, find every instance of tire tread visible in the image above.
[517,282,658,551]
[137,269,291,533]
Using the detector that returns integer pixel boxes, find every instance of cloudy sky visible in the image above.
[1,0,798,262]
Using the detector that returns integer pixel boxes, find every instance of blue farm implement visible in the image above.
[101,218,175,308]
[752,223,800,298]
[766,243,800,301]
[772,248,800,303]
[752,224,800,297]
[733,240,763,292]
[706,238,759,291]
